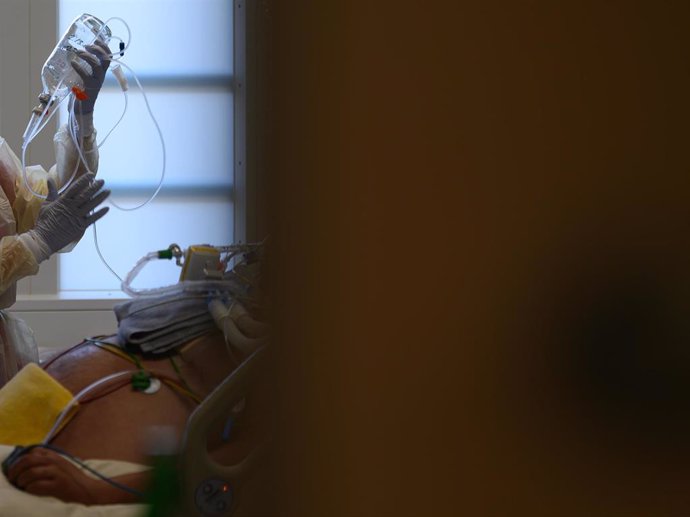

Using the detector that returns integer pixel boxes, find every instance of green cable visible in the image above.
[86,337,199,401]
[122,347,144,370]
[168,355,198,399]
[85,338,150,392]
[86,338,144,370]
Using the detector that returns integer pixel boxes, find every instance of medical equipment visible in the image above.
[121,243,270,515]
[41,14,112,113]
[17,12,168,289]
[180,246,223,281]
[0,259,269,515]
[24,14,112,144]
[121,242,265,298]
[208,300,267,356]
[21,13,166,208]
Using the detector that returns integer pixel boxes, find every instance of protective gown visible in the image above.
[0,121,98,385]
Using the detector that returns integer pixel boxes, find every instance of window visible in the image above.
[0,0,249,347]
[58,0,238,293]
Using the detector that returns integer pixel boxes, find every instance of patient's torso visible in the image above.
[45,332,240,466]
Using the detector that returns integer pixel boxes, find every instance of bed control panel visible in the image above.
[195,478,234,516]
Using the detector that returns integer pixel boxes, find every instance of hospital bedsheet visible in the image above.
[0,445,149,517]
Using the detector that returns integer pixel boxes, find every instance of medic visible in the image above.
[0,41,111,386]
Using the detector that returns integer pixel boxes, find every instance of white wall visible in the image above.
[0,0,59,298]
[12,298,120,348]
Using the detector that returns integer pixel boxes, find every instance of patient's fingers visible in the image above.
[22,479,59,497]
[7,447,73,486]
[6,450,53,484]
[15,466,57,490]
[6,448,93,503]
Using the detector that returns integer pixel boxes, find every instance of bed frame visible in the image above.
[178,346,269,516]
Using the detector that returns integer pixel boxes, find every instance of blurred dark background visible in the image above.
[259,1,690,515]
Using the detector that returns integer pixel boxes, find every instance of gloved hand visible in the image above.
[71,39,112,114]
[29,173,110,255]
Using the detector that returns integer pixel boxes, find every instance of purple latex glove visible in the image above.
[71,39,112,114]
[30,173,110,255]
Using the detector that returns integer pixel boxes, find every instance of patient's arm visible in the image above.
[5,447,149,505]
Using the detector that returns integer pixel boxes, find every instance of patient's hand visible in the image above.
[5,446,149,506]
[6,447,97,504]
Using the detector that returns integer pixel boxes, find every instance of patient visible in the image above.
[1,255,270,510]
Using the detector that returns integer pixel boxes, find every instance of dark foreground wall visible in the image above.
[260,2,690,515]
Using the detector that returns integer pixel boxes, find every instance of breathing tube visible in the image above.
[121,247,181,298]
[121,242,265,299]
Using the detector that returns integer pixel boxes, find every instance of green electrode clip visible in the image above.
[131,371,151,391]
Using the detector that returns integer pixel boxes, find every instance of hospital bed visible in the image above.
[179,345,270,516]
[0,344,270,517]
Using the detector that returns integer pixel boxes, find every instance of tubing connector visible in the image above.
[158,243,183,264]
[111,64,129,91]
[31,93,52,115]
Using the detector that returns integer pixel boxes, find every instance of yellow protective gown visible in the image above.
[0,123,98,386]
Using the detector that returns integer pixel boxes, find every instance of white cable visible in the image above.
[92,222,122,282]
[42,369,136,444]
[100,58,166,211]
[98,84,128,148]
[94,18,130,151]
[64,96,89,186]
[21,78,70,199]
[102,17,131,56]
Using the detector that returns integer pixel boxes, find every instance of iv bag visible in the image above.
[41,13,112,103]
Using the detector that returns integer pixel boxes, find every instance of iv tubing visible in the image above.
[68,98,90,176]
[101,17,131,56]
[20,75,71,199]
[42,369,136,444]
[92,222,122,282]
[20,16,146,204]
[97,84,128,148]
[98,58,166,211]
[91,16,167,211]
